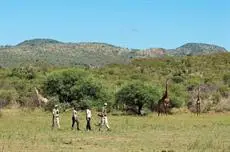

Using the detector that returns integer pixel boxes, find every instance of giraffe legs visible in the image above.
[196,103,200,116]
[157,102,169,116]
[163,103,168,116]
[157,103,162,116]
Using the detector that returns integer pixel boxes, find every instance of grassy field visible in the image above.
[0,109,230,152]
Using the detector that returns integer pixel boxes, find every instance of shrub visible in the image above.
[187,77,201,90]
[17,96,36,108]
[201,100,213,113]
[212,92,221,104]
[9,65,36,80]
[169,84,188,108]
[0,89,19,106]
[43,69,109,109]
[218,86,229,97]
[147,85,162,111]
[115,82,161,114]
[223,73,230,87]
[44,69,89,102]
[215,98,230,112]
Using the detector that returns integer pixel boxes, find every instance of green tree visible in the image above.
[169,84,188,108]
[115,82,161,114]
[43,68,108,109]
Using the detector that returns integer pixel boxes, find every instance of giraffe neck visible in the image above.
[165,80,168,98]
[35,88,43,99]
[35,88,39,96]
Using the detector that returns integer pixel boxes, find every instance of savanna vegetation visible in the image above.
[1,52,230,113]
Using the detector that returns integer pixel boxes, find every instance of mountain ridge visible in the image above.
[0,38,228,68]
[11,38,229,51]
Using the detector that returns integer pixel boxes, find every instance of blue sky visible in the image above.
[0,0,229,50]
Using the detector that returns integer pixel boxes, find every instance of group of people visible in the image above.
[52,102,110,131]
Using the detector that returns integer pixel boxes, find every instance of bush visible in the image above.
[218,86,229,97]
[169,84,188,108]
[0,89,19,106]
[9,65,36,80]
[223,73,230,87]
[187,78,201,90]
[44,69,87,102]
[115,82,161,114]
[215,98,230,112]
[17,96,36,108]
[212,92,221,104]
[147,85,162,111]
[43,68,109,109]
[202,100,213,113]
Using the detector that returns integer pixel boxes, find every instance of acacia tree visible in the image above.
[115,82,161,115]
[43,69,108,108]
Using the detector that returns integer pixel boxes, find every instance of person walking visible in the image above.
[52,105,60,129]
[72,107,80,130]
[86,107,92,131]
[99,103,110,131]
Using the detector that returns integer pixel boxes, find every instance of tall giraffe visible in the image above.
[196,86,201,116]
[157,79,170,116]
[35,87,48,107]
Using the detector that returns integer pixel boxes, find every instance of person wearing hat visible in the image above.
[99,102,110,131]
[52,104,60,128]
[72,107,80,130]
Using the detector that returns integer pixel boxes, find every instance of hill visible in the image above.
[0,39,228,67]
[169,43,227,56]
[0,39,130,67]
[16,38,63,46]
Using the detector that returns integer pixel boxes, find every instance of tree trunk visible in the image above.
[138,105,143,115]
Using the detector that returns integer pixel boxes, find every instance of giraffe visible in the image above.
[196,86,201,116]
[157,79,170,116]
[34,87,48,107]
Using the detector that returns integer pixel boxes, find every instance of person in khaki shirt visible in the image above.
[99,103,110,131]
[52,105,60,129]
[72,107,80,130]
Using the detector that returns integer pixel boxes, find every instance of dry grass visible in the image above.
[0,109,230,152]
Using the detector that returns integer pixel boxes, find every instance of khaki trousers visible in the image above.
[52,116,60,128]
[99,116,110,130]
